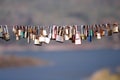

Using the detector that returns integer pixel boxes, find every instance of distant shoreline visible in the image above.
[0,55,47,68]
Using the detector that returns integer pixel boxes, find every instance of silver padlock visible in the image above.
[112,23,119,33]
[0,25,3,38]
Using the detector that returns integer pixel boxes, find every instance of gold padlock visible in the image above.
[80,25,84,40]
[106,24,112,36]
[98,24,104,37]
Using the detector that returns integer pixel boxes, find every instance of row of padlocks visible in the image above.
[0,23,120,45]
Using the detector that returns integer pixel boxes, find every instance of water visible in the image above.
[1,49,120,80]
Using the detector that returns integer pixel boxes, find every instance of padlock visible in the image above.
[16,34,20,40]
[0,25,3,33]
[52,25,57,40]
[24,26,28,38]
[68,26,72,39]
[32,34,36,41]
[64,34,69,40]
[88,30,92,42]
[64,26,69,40]
[30,33,33,40]
[12,25,17,34]
[44,37,50,44]
[71,25,76,43]
[24,31,28,38]
[80,25,85,40]
[32,26,37,35]
[93,24,98,37]
[3,33,10,41]
[65,26,69,35]
[28,26,33,33]
[22,26,25,38]
[88,35,92,42]
[43,29,47,36]
[98,24,104,37]
[3,25,10,41]
[56,26,64,43]
[90,29,94,37]
[32,26,37,40]
[96,25,102,39]
[20,28,24,38]
[39,35,45,42]
[112,23,119,33]
[100,24,105,36]
[27,34,30,44]
[18,28,21,37]
[105,24,112,36]
[34,36,40,45]
[39,27,45,42]
[75,31,81,45]
[86,25,92,42]
[96,32,101,39]
[0,32,3,38]
[85,25,88,37]
[48,26,52,39]
[0,25,3,38]
[72,25,76,35]
[52,25,55,39]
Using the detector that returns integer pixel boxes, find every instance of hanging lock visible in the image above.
[52,25,57,40]
[64,26,69,40]
[112,23,119,33]
[32,26,37,41]
[44,37,50,44]
[43,29,47,37]
[18,26,21,37]
[24,26,28,38]
[88,30,93,42]
[27,32,30,44]
[48,26,52,39]
[80,25,85,40]
[16,34,20,40]
[67,26,72,40]
[56,26,64,43]
[71,25,76,43]
[20,26,24,38]
[75,31,81,45]
[12,25,18,34]
[39,27,45,43]
[28,26,33,39]
[0,25,3,38]
[105,24,112,36]
[96,32,101,39]
[34,36,42,46]
[96,25,102,39]
[3,25,10,41]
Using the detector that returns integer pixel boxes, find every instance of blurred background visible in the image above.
[0,0,120,80]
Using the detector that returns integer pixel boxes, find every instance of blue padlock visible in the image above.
[87,30,92,42]
[20,31,24,38]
